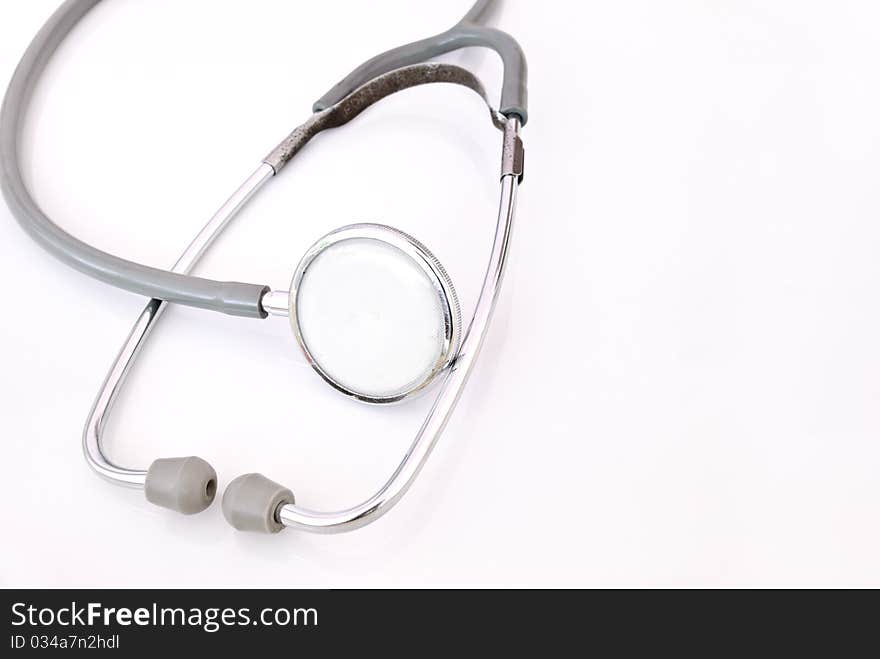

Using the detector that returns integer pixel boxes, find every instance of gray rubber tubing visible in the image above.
[144,457,218,515]
[0,0,268,318]
[0,0,266,318]
[1,0,527,318]
[313,0,529,125]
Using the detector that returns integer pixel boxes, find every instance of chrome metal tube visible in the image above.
[277,119,521,532]
[82,164,274,487]
[260,290,290,317]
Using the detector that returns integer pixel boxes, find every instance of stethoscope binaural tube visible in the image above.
[83,73,522,533]
[4,0,527,534]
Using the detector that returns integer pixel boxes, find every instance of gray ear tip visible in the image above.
[222,473,295,534]
[144,456,217,515]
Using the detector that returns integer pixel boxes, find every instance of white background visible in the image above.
[1,0,879,587]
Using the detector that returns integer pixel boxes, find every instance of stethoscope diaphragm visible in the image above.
[290,224,461,404]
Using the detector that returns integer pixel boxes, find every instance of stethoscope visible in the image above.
[0,0,527,534]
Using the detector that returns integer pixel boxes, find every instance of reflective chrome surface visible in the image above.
[82,164,274,487]
[261,290,290,317]
[277,118,521,532]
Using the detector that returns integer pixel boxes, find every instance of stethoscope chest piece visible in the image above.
[290,224,461,404]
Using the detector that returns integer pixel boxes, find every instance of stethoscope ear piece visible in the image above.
[143,456,218,515]
[222,473,295,534]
